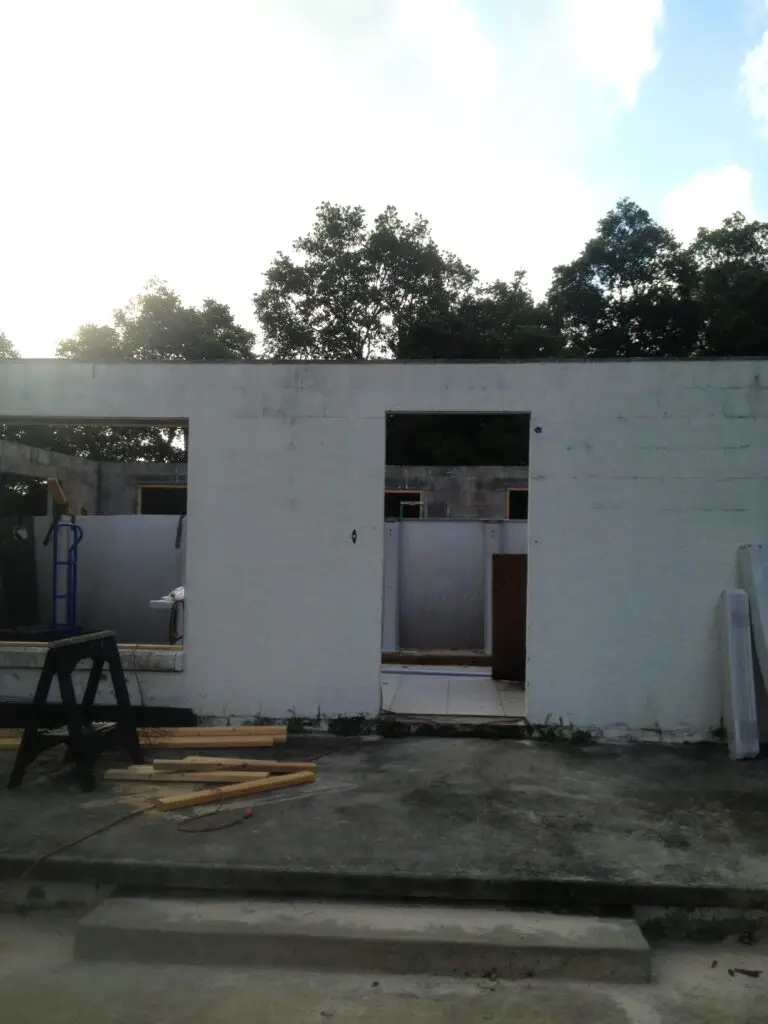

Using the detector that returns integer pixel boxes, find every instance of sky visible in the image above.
[1,0,767,356]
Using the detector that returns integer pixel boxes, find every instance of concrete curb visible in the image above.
[74,896,651,982]
[3,856,768,912]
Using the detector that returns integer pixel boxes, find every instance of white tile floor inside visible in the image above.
[380,665,526,721]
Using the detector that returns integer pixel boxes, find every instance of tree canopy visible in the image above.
[0,332,18,359]
[547,199,699,359]
[3,282,255,463]
[254,202,476,360]
[57,281,255,362]
[3,197,768,467]
[688,213,768,358]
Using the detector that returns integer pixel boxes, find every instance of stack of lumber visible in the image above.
[0,724,287,752]
[105,754,316,810]
[137,725,288,749]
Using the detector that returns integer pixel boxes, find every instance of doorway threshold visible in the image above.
[381,650,492,667]
[380,664,525,720]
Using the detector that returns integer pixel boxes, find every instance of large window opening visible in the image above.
[506,488,529,520]
[384,490,424,519]
[381,413,530,723]
[137,484,188,515]
[0,420,188,646]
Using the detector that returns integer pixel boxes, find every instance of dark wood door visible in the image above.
[491,554,527,681]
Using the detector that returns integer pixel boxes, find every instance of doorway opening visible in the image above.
[381,412,530,723]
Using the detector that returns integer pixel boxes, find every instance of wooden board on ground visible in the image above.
[139,736,275,749]
[105,767,271,784]
[147,726,287,737]
[154,770,315,811]
[157,757,317,774]
[2,735,281,753]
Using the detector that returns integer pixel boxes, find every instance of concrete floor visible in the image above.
[2,915,768,1024]
[3,737,768,905]
[380,666,525,720]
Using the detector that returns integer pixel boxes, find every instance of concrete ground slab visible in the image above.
[74,896,650,982]
[3,915,768,1024]
[3,737,768,907]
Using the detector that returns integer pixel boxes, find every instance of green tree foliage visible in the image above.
[396,272,562,360]
[548,199,699,358]
[391,273,556,465]
[688,213,768,357]
[5,282,255,463]
[4,199,768,471]
[58,281,255,362]
[254,202,476,360]
[0,332,18,359]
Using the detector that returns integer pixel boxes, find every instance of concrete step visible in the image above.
[74,896,651,982]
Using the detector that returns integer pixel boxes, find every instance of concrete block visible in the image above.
[75,896,651,983]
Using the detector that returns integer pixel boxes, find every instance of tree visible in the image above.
[254,202,476,360]
[547,199,699,359]
[0,332,18,359]
[58,281,256,362]
[5,282,256,463]
[397,271,562,360]
[687,213,768,358]
[391,272,559,466]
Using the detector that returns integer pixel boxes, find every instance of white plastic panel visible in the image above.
[720,588,759,759]
[739,546,768,686]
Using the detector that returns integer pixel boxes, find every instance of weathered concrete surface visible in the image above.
[2,915,768,1023]
[3,737,768,907]
[75,896,650,982]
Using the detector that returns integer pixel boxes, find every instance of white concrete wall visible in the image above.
[2,359,767,736]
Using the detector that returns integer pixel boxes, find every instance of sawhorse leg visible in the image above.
[7,657,56,789]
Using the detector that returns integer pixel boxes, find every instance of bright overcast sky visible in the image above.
[1,0,767,356]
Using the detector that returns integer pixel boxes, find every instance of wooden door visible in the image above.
[491,554,527,681]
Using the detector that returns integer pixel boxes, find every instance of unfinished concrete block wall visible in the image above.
[2,359,767,737]
[98,461,188,514]
[384,465,528,518]
[0,439,98,514]
[98,461,529,518]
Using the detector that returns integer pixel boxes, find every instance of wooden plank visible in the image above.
[0,642,180,650]
[139,735,275,749]
[147,726,287,737]
[47,477,68,506]
[154,770,315,811]
[157,757,317,774]
[491,553,527,682]
[105,768,270,784]
[2,736,277,752]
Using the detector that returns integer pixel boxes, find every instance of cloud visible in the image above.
[660,166,757,242]
[392,0,498,101]
[555,0,664,106]
[0,0,664,355]
[741,24,768,134]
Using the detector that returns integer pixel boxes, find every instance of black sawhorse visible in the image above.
[7,630,144,792]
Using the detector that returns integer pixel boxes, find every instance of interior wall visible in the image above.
[390,519,528,650]
[398,521,486,650]
[3,360,768,735]
[34,514,185,643]
[0,438,98,513]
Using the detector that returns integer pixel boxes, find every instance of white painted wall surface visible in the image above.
[2,359,767,737]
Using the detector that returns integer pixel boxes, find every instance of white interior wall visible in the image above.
[383,519,529,652]
[33,514,184,644]
[3,360,768,735]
